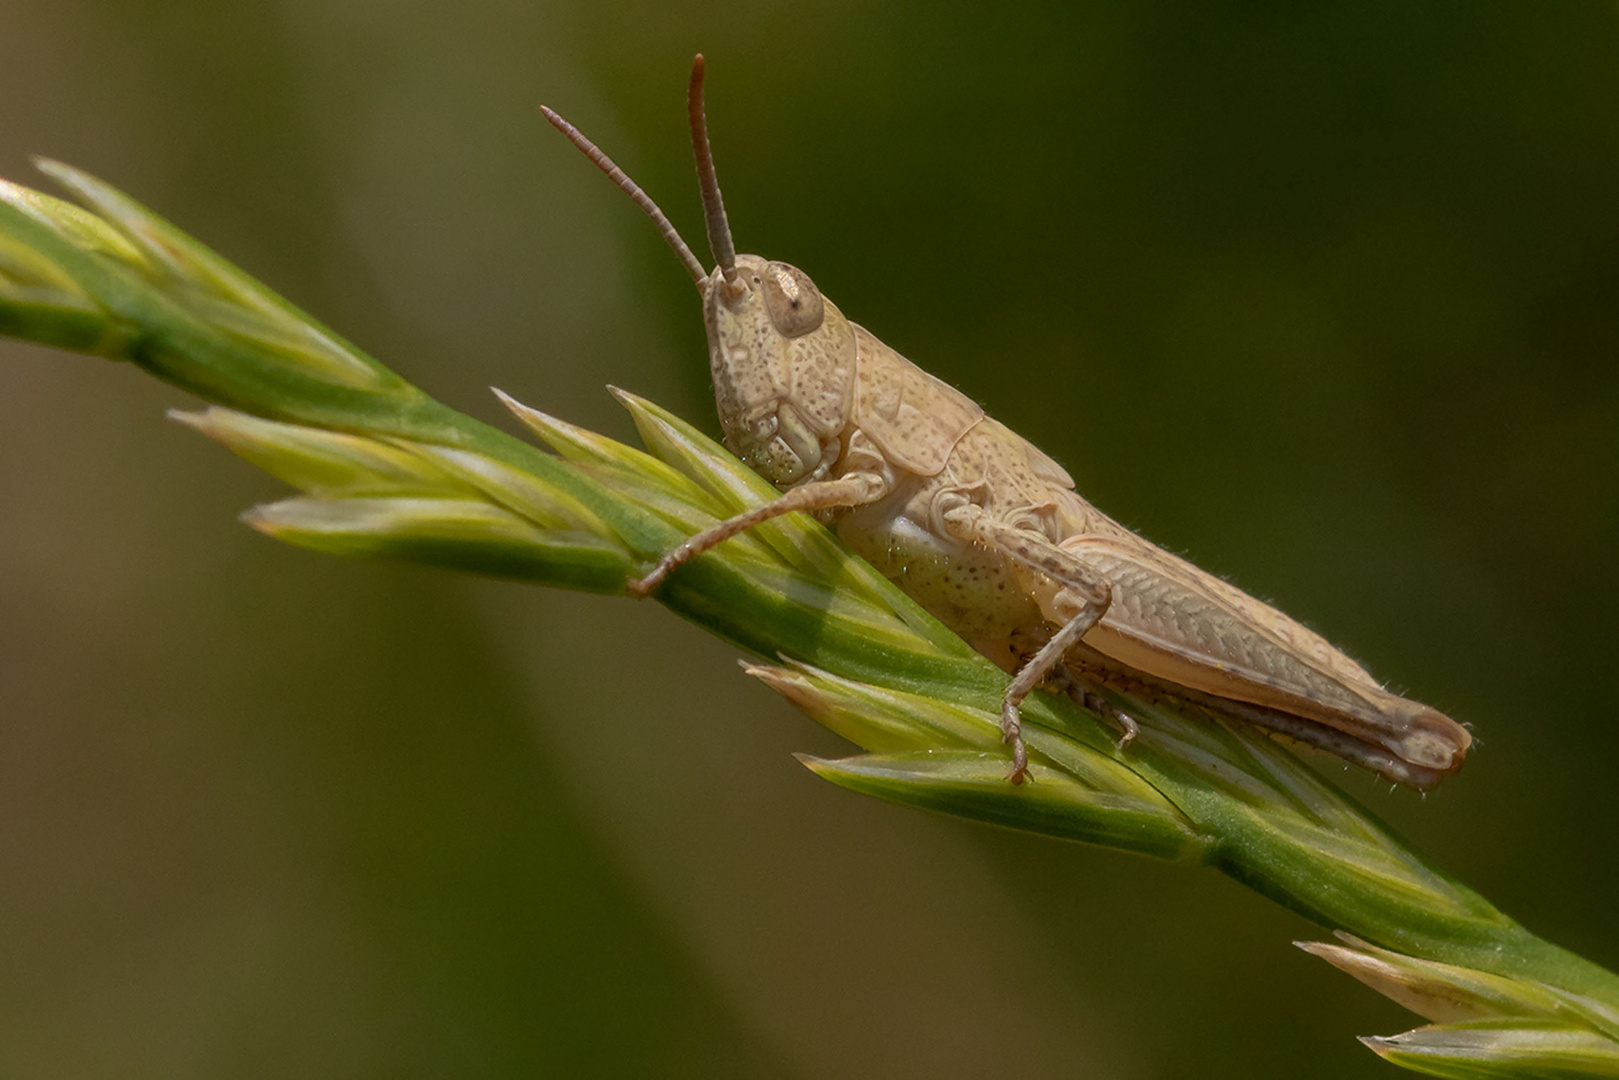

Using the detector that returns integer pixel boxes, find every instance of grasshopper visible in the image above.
[540,56,1472,790]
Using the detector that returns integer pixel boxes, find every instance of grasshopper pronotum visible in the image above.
[541,56,1471,790]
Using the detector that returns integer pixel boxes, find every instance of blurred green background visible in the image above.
[2,1,1617,1076]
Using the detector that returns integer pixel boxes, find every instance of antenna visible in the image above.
[687,55,739,286]
[539,104,708,287]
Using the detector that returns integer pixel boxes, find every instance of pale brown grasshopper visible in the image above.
[540,56,1472,790]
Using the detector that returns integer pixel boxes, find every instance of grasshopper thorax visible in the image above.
[703,254,856,486]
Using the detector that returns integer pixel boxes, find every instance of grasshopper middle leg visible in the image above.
[1054,668,1142,748]
[1006,629,1141,748]
[941,505,1113,783]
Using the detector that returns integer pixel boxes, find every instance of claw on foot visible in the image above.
[1113,711,1140,749]
[626,560,673,598]
[1004,749,1030,785]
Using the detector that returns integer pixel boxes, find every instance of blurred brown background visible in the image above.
[2,2,1617,1077]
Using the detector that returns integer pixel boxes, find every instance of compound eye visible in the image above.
[761,262,825,338]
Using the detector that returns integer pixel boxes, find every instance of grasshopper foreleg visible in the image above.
[941,505,1113,784]
[628,472,888,597]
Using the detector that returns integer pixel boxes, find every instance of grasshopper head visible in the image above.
[702,255,855,485]
[683,58,856,485]
[542,56,855,486]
